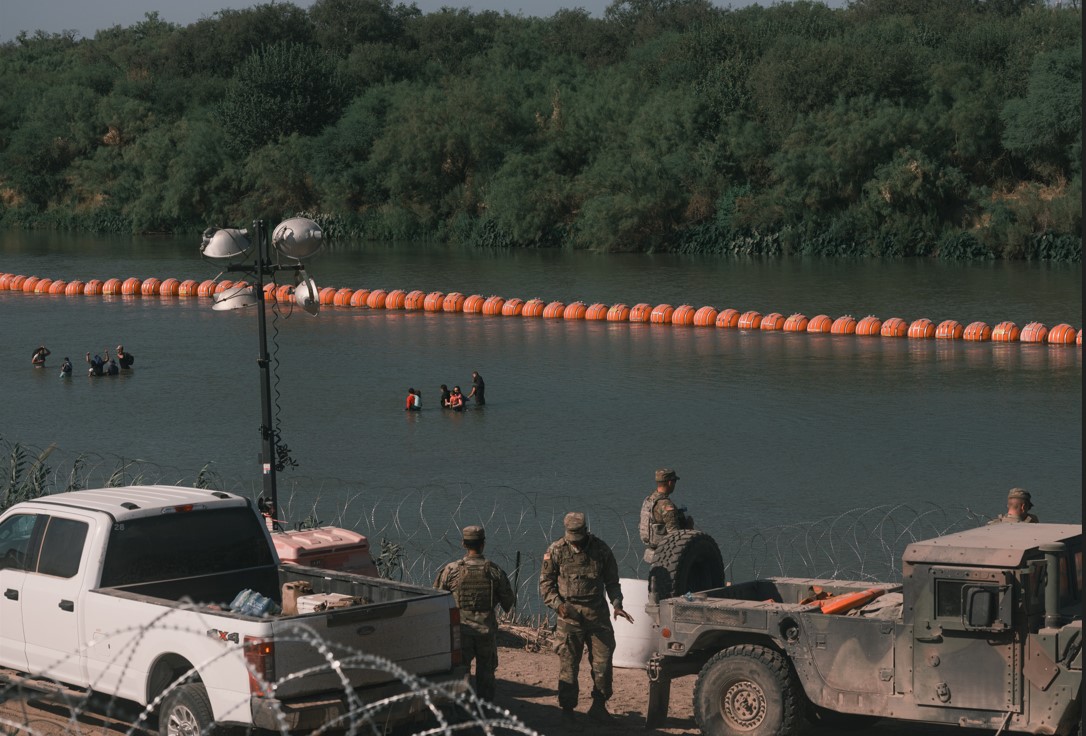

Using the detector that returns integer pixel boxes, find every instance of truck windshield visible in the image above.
[100,507,275,587]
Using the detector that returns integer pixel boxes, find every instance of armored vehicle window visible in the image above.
[935,580,967,618]
[1059,548,1081,604]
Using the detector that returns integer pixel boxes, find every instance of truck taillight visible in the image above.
[244,636,276,696]
[449,607,462,666]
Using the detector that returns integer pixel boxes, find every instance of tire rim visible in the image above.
[166,704,200,736]
[720,678,767,731]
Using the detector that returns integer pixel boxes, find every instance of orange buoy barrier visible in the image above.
[141,278,162,296]
[521,298,545,317]
[877,318,905,337]
[908,318,934,339]
[693,306,718,327]
[64,280,85,296]
[831,315,857,335]
[0,274,13,290]
[1078,330,1082,346]
[820,588,885,615]
[404,290,426,310]
[607,304,631,321]
[102,278,122,295]
[48,280,68,295]
[738,311,762,330]
[442,292,465,312]
[463,294,485,313]
[502,297,525,316]
[197,280,217,297]
[121,277,141,295]
[159,278,180,296]
[178,279,199,297]
[385,289,407,309]
[275,284,294,303]
[963,321,991,341]
[366,289,388,309]
[672,305,696,326]
[333,288,355,307]
[316,286,336,305]
[1020,322,1047,344]
[483,296,506,315]
[21,276,40,293]
[585,303,608,320]
[936,320,963,340]
[262,283,276,301]
[84,279,104,295]
[807,314,832,333]
[856,316,881,336]
[629,303,652,323]
[783,313,808,332]
[1047,324,1076,345]
[9,275,28,290]
[542,301,566,319]
[214,280,236,295]
[423,291,445,312]
[992,321,1020,342]
[350,288,371,307]
[716,308,740,328]
[651,304,674,324]
[34,278,53,293]
[564,301,587,320]
[760,312,784,331]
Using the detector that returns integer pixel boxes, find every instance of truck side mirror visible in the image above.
[964,586,997,628]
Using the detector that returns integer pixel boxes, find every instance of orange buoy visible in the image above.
[542,301,566,319]
[936,320,963,340]
[830,315,857,335]
[34,278,53,293]
[158,278,180,296]
[21,276,41,293]
[807,315,832,333]
[992,321,1020,342]
[275,284,294,303]
[716,308,740,328]
[585,303,609,320]
[482,296,506,315]
[463,294,486,313]
[880,317,907,337]
[317,287,336,305]
[908,318,935,339]
[404,290,426,310]
[140,278,162,296]
[672,305,696,326]
[366,289,388,309]
[263,283,276,301]
[350,288,372,307]
[629,303,652,323]
[0,274,12,290]
[442,292,466,312]
[563,301,587,320]
[1020,322,1048,344]
[197,280,217,297]
[84,279,103,295]
[693,306,718,327]
[607,304,631,321]
[820,588,885,615]
[501,297,525,316]
[9,275,28,291]
[102,278,122,295]
[1047,324,1076,345]
[121,277,142,295]
[423,291,445,312]
[48,280,68,295]
[650,304,674,324]
[385,289,407,309]
[522,298,546,317]
[213,280,236,295]
[760,312,784,331]
[855,316,881,336]
[738,311,762,330]
[178,279,199,297]
[963,321,991,341]
[783,314,808,332]
[65,280,85,296]
[1078,330,1082,346]
[333,288,355,307]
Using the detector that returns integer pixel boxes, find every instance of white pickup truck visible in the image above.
[0,485,466,734]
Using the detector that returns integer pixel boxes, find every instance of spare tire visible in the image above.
[648,530,725,602]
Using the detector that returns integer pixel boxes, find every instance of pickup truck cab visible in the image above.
[646,522,1082,736]
[0,485,466,734]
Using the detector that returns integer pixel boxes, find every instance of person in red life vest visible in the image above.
[404,388,421,411]
[448,386,465,411]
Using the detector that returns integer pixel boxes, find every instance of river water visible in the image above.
[1,231,1081,589]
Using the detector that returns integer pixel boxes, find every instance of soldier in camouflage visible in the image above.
[540,512,634,726]
[987,487,1039,524]
[434,525,515,701]
[640,468,694,563]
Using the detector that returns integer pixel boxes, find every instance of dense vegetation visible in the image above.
[0,0,1080,259]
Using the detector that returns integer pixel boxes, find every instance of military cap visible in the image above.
[1008,488,1031,503]
[655,468,679,483]
[462,525,485,542]
[563,512,588,542]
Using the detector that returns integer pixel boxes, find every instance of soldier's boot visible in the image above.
[561,707,582,731]
[587,697,614,723]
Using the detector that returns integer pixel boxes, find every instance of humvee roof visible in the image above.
[903,522,1081,566]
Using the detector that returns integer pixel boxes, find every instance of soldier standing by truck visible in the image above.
[434,525,515,701]
[640,468,694,563]
[988,487,1039,524]
[540,512,633,726]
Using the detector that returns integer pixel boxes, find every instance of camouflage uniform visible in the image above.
[640,468,692,563]
[539,512,624,711]
[434,526,515,701]
[987,488,1039,525]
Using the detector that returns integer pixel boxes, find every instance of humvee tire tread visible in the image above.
[694,644,802,736]
[648,530,725,603]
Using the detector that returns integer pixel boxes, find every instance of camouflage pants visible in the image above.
[462,630,499,701]
[555,623,615,709]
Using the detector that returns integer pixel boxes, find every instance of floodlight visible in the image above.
[292,272,320,316]
[200,227,252,260]
[212,284,258,311]
[272,218,323,260]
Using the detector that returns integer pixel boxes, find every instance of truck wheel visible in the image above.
[159,683,215,736]
[648,530,725,603]
[805,704,880,730]
[694,645,802,736]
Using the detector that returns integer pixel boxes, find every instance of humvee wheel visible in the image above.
[694,645,801,736]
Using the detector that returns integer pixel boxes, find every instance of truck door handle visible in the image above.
[4,589,17,600]
[59,599,74,612]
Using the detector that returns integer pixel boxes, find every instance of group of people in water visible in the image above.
[33,344,134,377]
[405,371,485,412]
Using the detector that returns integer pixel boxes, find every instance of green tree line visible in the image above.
[0,0,1080,260]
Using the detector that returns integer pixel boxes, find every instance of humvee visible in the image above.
[645,523,1082,735]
